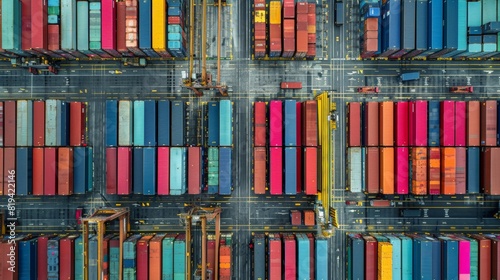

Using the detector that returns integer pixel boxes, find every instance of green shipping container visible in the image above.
[123,268,136,280]
[173,236,186,280]
[89,41,101,49]
[48,6,60,15]
[74,236,84,280]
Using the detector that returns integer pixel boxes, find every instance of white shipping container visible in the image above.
[348,147,363,193]
[61,0,77,50]
[118,100,133,146]
[45,99,58,146]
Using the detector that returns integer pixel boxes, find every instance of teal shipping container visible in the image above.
[482,0,496,24]
[162,235,176,280]
[89,236,98,280]
[2,0,23,55]
[296,233,310,280]
[61,0,78,51]
[173,234,186,280]
[110,236,120,280]
[134,100,145,146]
[315,238,328,280]
[207,147,219,194]
[219,100,233,146]
[77,1,89,52]
[386,235,402,280]
[118,100,133,146]
[395,234,413,280]
[170,147,187,195]
[75,235,84,280]
[123,234,142,259]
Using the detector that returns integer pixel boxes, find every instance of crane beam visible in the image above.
[217,0,222,85]
[201,0,208,85]
[188,0,195,86]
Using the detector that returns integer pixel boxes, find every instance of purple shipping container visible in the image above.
[440,101,455,146]
[395,101,409,146]
[409,101,428,146]
[395,147,409,194]
[455,101,466,147]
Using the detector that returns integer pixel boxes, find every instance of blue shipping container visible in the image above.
[16,148,32,195]
[59,101,69,146]
[219,100,233,146]
[133,148,144,194]
[428,236,442,279]
[422,0,443,56]
[408,0,428,57]
[254,234,266,280]
[442,0,467,58]
[171,101,185,146]
[391,0,415,58]
[208,101,220,146]
[75,236,84,280]
[284,147,297,195]
[73,147,86,194]
[428,100,440,146]
[19,238,38,280]
[143,147,156,195]
[413,237,433,280]
[170,147,187,195]
[157,100,171,146]
[89,236,98,280]
[123,234,142,259]
[106,100,118,146]
[47,236,61,280]
[86,147,93,192]
[134,101,145,146]
[284,100,297,146]
[386,235,402,280]
[380,0,401,57]
[219,147,232,195]
[315,238,328,280]
[467,147,480,193]
[348,234,364,280]
[438,236,459,280]
[144,100,157,146]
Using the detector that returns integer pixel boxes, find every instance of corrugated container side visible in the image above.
[171,101,185,146]
[412,147,427,195]
[395,147,409,194]
[315,238,328,280]
[283,234,297,279]
[439,237,459,280]
[106,147,117,194]
[118,100,133,146]
[268,235,281,280]
[170,147,187,195]
[458,238,471,279]
[395,102,409,146]
[253,234,265,280]
[455,147,466,194]
[269,101,283,146]
[380,147,394,194]
[57,147,73,195]
[348,102,361,147]
[440,100,455,146]
[303,101,318,146]
[208,101,220,146]
[4,101,16,147]
[364,102,379,146]
[427,147,440,195]
[428,100,440,146]
[348,148,363,193]
[173,234,186,279]
[59,236,76,280]
[363,235,378,280]
[219,100,233,146]
[441,147,456,195]
[253,147,266,194]
[269,147,282,195]
[133,147,144,194]
[467,147,480,194]
[70,102,85,146]
[481,100,497,146]
[348,234,364,280]
[157,147,170,195]
[117,147,132,195]
[219,147,232,195]
[467,101,480,146]
[143,147,156,195]
[76,1,89,53]
[43,148,57,195]
[157,100,171,146]
[455,101,466,146]
[366,147,380,193]
[161,235,176,280]
[254,102,266,146]
[284,100,297,146]
[73,147,86,194]
[304,147,318,195]
[105,100,118,147]
[483,147,500,195]
[144,100,157,146]
[0,102,3,146]
[284,147,297,194]
[134,100,145,146]
[187,147,202,194]
[470,235,491,280]
[409,101,428,146]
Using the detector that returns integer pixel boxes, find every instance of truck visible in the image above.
[449,86,473,93]
[400,72,420,81]
[357,86,380,93]
[335,2,344,25]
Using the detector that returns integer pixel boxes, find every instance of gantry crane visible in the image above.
[184,0,228,96]
[179,205,222,280]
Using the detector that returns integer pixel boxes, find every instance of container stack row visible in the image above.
[253,233,328,280]
[360,0,500,59]
[253,100,318,195]
[253,0,317,59]
[347,233,500,280]
[0,100,87,147]
[0,0,188,59]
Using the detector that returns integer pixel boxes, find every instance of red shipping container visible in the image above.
[268,235,281,279]
[47,24,60,51]
[253,147,266,194]
[254,0,265,9]
[307,33,316,43]
[117,2,127,52]
[269,147,282,195]
[348,103,361,147]
[269,24,282,55]
[364,102,379,147]
[44,148,57,195]
[0,102,4,146]
[188,147,202,194]
[283,3,295,18]
[296,147,302,193]
[269,100,283,147]
[137,235,154,280]
[254,102,266,146]
[70,102,85,146]
[412,147,428,195]
[363,235,378,280]
[58,147,74,195]
[454,101,466,147]
[379,101,394,146]
[21,0,32,50]
[483,147,500,195]
[307,3,316,33]
[290,210,302,225]
[254,40,266,57]
[441,147,456,195]
[366,147,379,194]
[395,101,409,146]
[364,18,378,31]
[207,239,215,280]
[380,147,394,194]
[33,101,45,146]
[4,101,16,147]
[455,147,466,194]
[296,2,308,14]
[0,240,18,279]
[467,101,480,146]
[296,102,302,146]
[395,147,409,194]
[60,236,76,280]
[106,147,118,194]
[295,30,308,58]
[409,101,428,146]
[0,149,3,195]
[102,234,114,278]
[117,147,132,195]
[491,237,500,280]
[440,101,455,146]
[157,147,170,195]
[303,100,318,147]
[363,39,378,52]
[32,148,44,195]
[481,100,497,146]
[304,147,317,195]
[31,0,48,51]
[3,148,15,196]
[254,22,266,40]
[38,235,58,280]
[470,234,491,280]
[283,36,295,57]
[364,31,378,40]
[283,234,297,279]
[306,43,316,57]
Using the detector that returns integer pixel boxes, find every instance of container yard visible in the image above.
[0,0,500,279]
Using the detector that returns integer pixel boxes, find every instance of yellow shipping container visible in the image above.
[377,242,392,280]
[255,10,266,23]
[269,1,281,25]
[152,0,166,51]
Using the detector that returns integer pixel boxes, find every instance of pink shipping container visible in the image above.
[117,147,132,195]
[455,101,466,147]
[458,239,471,279]
[269,100,283,147]
[440,101,455,146]
[467,101,480,146]
[269,147,283,195]
[157,147,170,195]
[395,101,409,146]
[395,147,409,194]
[364,102,379,147]
[102,0,121,57]
[455,147,466,194]
[283,234,296,279]
[409,100,428,146]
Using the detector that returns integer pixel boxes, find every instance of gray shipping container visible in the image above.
[401,0,416,51]
[253,234,265,280]
[348,147,363,192]
[76,1,89,51]
[61,0,77,50]
[118,100,133,146]
[45,100,58,146]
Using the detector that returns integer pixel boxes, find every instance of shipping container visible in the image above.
[394,102,408,146]
[43,148,56,195]
[32,148,43,195]
[59,235,77,280]
[253,147,266,194]
[440,100,455,146]
[58,101,69,146]
[470,234,491,280]
[283,100,297,146]
[208,101,220,146]
[70,102,86,146]
[0,102,3,146]
[363,235,378,280]
[302,100,318,146]
[157,147,170,195]
[106,100,118,147]
[219,147,232,195]
[455,147,466,194]
[157,100,171,146]
[438,236,459,280]
[467,147,480,194]
[151,0,168,57]
[2,0,24,56]
[379,101,394,146]
[170,147,187,195]
[411,236,433,279]
[253,234,265,280]
[16,100,32,147]
[304,147,318,195]
[58,147,73,195]
[143,147,156,195]
[207,147,219,194]
[282,19,295,58]
[161,234,176,280]
[171,101,185,146]
[347,234,364,280]
[138,0,158,57]
[4,101,16,147]
[379,147,394,194]
[366,147,380,193]
[364,102,379,146]
[187,147,202,194]
[283,234,297,279]
[117,147,132,195]
[408,101,427,146]
[76,1,90,55]
[268,234,281,280]
[348,148,362,193]
[16,147,32,195]
[391,0,414,58]
[118,100,133,146]
[428,147,440,195]
[73,147,86,194]
[148,234,165,280]
[394,147,408,194]
[454,101,466,146]
[133,147,144,194]
[106,147,117,194]
[428,100,440,146]
[137,235,154,279]
[284,147,297,195]
[19,237,37,280]
[348,102,361,147]
[144,100,156,146]
[379,0,401,57]
[254,102,266,147]
[406,0,427,57]
[269,147,282,195]
[173,234,186,280]
[269,100,283,147]
[47,236,61,280]
[467,101,480,146]
[441,147,456,195]
[134,100,145,146]
[483,147,500,195]
[269,1,282,57]
[219,100,233,146]
[411,147,427,195]
[481,100,497,146]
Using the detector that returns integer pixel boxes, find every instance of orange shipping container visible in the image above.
[380,148,394,194]
[149,234,165,280]
[253,148,267,194]
[364,102,379,147]
[428,147,440,195]
[441,147,456,195]
[364,18,378,31]
[412,147,427,195]
[364,31,378,40]
[307,3,316,34]
[467,101,480,146]
[379,101,394,146]
[303,210,315,226]
[58,147,74,195]
[366,147,380,193]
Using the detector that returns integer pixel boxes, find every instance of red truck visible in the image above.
[357,86,380,93]
[449,86,473,93]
